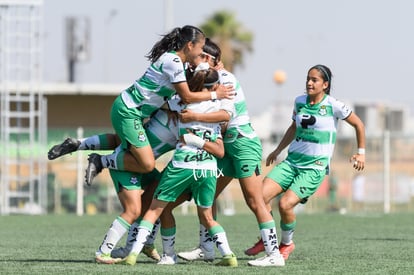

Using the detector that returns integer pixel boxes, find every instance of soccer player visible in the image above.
[48,107,177,263]
[84,25,233,185]
[123,65,238,267]
[244,64,366,263]
[177,38,285,267]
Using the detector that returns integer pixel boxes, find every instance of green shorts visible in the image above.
[154,162,216,208]
[266,160,326,202]
[109,169,143,193]
[110,95,150,149]
[217,126,262,179]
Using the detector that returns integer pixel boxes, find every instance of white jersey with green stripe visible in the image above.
[120,51,186,118]
[218,69,255,137]
[286,94,352,170]
[172,100,222,170]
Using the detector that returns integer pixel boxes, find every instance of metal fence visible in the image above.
[43,129,414,215]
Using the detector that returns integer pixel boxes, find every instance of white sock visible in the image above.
[199,224,213,251]
[146,219,160,246]
[101,150,120,169]
[130,224,152,254]
[210,227,232,256]
[123,222,139,252]
[281,229,294,245]
[98,216,130,255]
[79,135,100,150]
[260,226,280,255]
[161,234,176,256]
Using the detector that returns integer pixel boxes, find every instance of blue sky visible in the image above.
[43,0,414,116]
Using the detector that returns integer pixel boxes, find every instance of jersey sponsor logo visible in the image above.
[295,130,319,144]
[300,114,316,129]
[174,69,184,78]
[184,151,213,162]
[173,57,180,63]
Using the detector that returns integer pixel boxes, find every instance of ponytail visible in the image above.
[146,25,205,62]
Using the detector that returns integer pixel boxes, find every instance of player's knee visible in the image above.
[124,206,141,221]
[278,198,295,212]
[140,161,155,173]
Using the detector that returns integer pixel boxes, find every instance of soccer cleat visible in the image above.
[177,247,203,261]
[247,253,285,267]
[110,246,130,259]
[279,242,295,260]
[244,238,264,256]
[95,252,123,264]
[215,253,238,267]
[85,153,103,186]
[157,253,178,265]
[142,244,161,261]
[121,252,138,266]
[48,137,80,160]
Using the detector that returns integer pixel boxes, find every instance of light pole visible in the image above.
[270,69,287,143]
[103,9,117,82]
[164,0,174,32]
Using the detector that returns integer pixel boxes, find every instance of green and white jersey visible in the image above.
[218,69,256,138]
[172,100,222,170]
[286,94,352,170]
[144,109,178,159]
[120,51,186,118]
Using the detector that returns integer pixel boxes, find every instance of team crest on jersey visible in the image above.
[138,131,146,142]
[130,176,139,185]
[318,105,327,116]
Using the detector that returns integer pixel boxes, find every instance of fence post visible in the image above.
[383,130,390,214]
[76,127,84,216]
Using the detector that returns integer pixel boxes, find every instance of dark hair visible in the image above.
[146,25,205,62]
[202,38,221,66]
[188,68,219,92]
[309,64,332,95]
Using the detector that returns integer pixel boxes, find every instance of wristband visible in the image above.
[210,91,217,100]
[183,134,206,148]
[357,148,365,155]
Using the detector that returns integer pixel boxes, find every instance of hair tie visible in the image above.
[194,62,209,73]
[317,65,330,83]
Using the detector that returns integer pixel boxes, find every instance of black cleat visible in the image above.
[48,137,80,160]
[85,153,103,186]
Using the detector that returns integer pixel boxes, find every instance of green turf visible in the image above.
[0,212,413,274]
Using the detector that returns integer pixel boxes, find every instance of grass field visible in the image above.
[1,212,413,274]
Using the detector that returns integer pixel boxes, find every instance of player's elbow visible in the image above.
[214,147,225,159]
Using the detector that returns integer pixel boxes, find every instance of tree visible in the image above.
[199,10,253,72]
